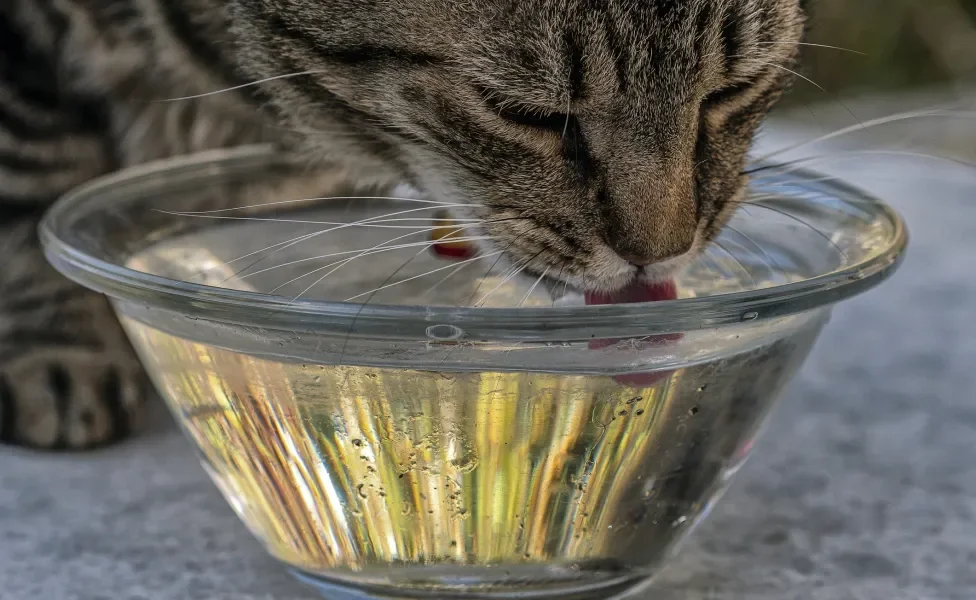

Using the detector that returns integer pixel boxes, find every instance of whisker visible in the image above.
[343,252,504,303]
[335,242,451,367]
[458,242,517,307]
[518,266,551,308]
[474,255,536,307]
[188,229,324,282]
[743,202,849,262]
[153,210,480,230]
[175,195,460,215]
[711,239,758,286]
[240,234,491,281]
[744,58,866,129]
[419,256,485,301]
[551,266,566,308]
[754,109,976,163]
[196,204,480,282]
[754,41,867,55]
[723,224,784,277]
[159,70,327,102]
[747,149,976,178]
[270,225,472,295]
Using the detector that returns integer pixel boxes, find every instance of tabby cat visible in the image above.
[0,0,805,449]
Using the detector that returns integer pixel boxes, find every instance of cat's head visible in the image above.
[230,0,805,292]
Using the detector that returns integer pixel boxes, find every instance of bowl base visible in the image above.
[290,567,652,599]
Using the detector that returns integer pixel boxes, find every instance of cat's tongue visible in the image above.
[585,279,681,388]
[583,279,678,305]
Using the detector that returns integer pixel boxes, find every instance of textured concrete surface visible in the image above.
[2,111,975,599]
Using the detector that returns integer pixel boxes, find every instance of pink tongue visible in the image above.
[585,279,681,388]
[584,279,678,305]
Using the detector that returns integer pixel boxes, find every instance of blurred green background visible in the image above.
[787,0,976,103]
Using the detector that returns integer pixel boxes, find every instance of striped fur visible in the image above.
[0,0,804,449]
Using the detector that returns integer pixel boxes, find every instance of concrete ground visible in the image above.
[1,94,974,600]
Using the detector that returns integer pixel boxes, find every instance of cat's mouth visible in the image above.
[432,217,679,307]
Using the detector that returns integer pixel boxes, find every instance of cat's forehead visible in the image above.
[455,0,802,108]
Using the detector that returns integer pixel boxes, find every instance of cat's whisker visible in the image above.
[733,58,827,92]
[742,202,849,262]
[518,266,551,308]
[158,70,328,102]
[343,251,504,303]
[723,224,784,277]
[189,229,325,282]
[746,149,976,178]
[239,234,491,281]
[458,241,519,307]
[336,242,458,366]
[171,198,472,215]
[152,212,479,230]
[194,204,481,281]
[746,172,847,188]
[550,267,567,308]
[288,231,455,303]
[269,225,472,294]
[419,256,484,301]
[755,109,976,163]
[711,239,758,286]
[754,41,867,55]
[743,58,867,128]
[474,256,534,307]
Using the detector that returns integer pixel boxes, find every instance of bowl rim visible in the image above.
[40,144,908,338]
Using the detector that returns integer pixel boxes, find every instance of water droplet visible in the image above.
[352,439,364,447]
[672,516,688,527]
[635,409,645,416]
[689,406,700,416]
[357,484,367,499]
[697,385,707,392]
[742,311,759,321]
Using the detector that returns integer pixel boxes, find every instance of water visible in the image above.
[116,201,830,598]
[120,317,821,598]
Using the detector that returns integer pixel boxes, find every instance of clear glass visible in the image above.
[41,145,907,599]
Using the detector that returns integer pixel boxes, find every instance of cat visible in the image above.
[0,0,806,449]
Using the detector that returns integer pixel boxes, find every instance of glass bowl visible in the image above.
[40,145,906,599]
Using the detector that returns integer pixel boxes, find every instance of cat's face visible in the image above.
[230,0,805,292]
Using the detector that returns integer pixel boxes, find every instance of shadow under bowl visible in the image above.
[40,145,907,599]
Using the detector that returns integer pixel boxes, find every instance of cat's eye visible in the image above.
[476,86,570,133]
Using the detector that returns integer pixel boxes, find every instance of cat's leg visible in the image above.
[0,219,149,449]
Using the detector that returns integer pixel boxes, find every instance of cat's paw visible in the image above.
[0,348,149,450]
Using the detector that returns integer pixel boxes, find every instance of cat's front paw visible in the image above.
[0,348,149,450]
